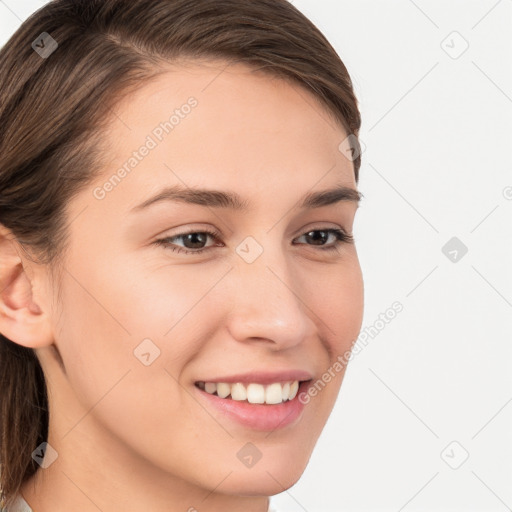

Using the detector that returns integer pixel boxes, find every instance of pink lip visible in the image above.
[194,380,312,431]
[196,369,313,385]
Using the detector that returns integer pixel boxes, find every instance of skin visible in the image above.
[0,59,364,512]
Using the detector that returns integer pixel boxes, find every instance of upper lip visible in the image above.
[196,370,313,385]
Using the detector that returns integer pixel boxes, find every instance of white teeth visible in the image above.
[231,382,247,401]
[216,382,231,399]
[282,381,291,400]
[246,383,265,404]
[289,380,299,400]
[199,380,302,404]
[265,382,283,404]
[205,382,217,394]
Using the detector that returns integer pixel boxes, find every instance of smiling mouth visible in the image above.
[195,380,308,405]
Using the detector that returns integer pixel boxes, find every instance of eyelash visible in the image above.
[153,227,354,255]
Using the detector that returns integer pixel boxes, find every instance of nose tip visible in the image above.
[225,263,312,350]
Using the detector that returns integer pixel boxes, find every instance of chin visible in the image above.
[219,455,309,496]
[224,471,304,497]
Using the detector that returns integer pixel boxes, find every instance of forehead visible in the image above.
[80,59,356,218]
[113,58,342,129]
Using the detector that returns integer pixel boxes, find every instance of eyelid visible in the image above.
[293,221,347,237]
[156,222,348,243]
[154,225,222,243]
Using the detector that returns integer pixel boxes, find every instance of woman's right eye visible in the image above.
[153,228,222,255]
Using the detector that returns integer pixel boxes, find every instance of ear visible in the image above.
[0,225,54,348]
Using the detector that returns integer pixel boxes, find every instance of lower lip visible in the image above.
[194,381,311,432]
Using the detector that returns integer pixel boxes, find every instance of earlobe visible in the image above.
[0,226,53,349]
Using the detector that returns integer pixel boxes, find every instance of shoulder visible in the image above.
[0,495,33,512]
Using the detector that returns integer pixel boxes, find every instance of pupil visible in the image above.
[185,233,207,249]
[307,230,327,245]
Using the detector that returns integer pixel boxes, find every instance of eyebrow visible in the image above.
[130,183,363,213]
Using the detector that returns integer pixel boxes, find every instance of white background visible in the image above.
[1,1,511,511]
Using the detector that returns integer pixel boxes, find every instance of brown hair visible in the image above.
[0,0,362,505]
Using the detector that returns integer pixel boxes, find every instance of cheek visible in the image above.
[111,261,231,359]
[51,268,211,465]
[51,259,230,441]
[307,256,364,355]
[52,274,136,406]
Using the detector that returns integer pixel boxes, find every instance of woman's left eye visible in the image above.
[294,228,354,251]
[153,227,354,255]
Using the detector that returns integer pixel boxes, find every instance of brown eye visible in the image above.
[294,229,354,250]
[154,228,222,254]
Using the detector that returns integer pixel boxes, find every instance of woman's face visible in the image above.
[38,60,364,498]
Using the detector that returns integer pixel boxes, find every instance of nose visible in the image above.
[224,247,314,351]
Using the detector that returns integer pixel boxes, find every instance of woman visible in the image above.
[0,0,364,510]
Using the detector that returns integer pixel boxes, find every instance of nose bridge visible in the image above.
[225,239,310,347]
